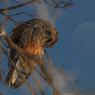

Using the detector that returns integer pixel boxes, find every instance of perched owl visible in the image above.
[5,19,58,88]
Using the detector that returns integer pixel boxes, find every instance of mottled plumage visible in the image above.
[5,19,58,88]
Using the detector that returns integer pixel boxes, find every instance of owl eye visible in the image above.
[46,38,52,43]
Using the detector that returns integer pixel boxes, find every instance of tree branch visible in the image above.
[0,0,39,13]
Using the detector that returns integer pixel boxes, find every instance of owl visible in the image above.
[5,19,58,88]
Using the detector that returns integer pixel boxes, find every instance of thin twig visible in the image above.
[0,12,17,24]
[0,0,39,12]
[32,74,46,95]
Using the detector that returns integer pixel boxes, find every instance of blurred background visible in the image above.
[0,0,95,95]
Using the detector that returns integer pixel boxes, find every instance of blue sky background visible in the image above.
[0,0,95,94]
[53,0,95,91]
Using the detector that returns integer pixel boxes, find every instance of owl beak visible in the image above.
[47,31,58,48]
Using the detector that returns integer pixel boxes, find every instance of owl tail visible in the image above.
[5,56,32,88]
